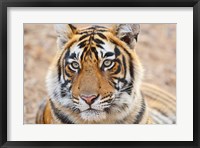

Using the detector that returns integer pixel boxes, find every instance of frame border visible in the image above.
[0,0,199,148]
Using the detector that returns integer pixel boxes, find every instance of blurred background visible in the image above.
[24,24,176,124]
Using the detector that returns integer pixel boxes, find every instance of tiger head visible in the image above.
[46,24,143,123]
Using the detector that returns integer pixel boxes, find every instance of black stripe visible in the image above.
[97,33,107,40]
[78,40,87,48]
[80,47,88,60]
[58,48,70,82]
[104,52,114,58]
[84,27,95,30]
[64,50,70,59]
[96,44,104,49]
[110,79,120,91]
[96,29,108,32]
[111,56,128,89]
[68,85,72,91]
[64,50,71,65]
[94,25,107,29]
[85,49,92,60]
[50,100,74,124]
[113,58,121,64]
[129,61,134,78]
[112,77,128,85]
[100,51,104,58]
[63,60,66,82]
[122,55,127,79]
[91,47,99,60]
[113,64,121,75]
[80,26,108,32]
[68,24,77,32]
[79,34,90,41]
[123,83,133,95]
[61,79,70,88]
[65,69,72,77]
[69,52,77,59]
[61,91,66,97]
[122,48,134,79]
[133,96,146,124]
[57,58,61,81]
[58,49,71,82]
[114,46,121,57]
[78,31,93,35]
[61,79,71,96]
[94,38,105,45]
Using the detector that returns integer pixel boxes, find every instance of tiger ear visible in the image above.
[113,24,140,49]
[54,24,77,49]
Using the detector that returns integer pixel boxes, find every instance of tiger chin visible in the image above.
[36,24,176,124]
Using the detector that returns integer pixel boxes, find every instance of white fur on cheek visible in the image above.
[118,93,133,104]
[46,67,73,107]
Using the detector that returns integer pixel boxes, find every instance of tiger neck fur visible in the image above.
[48,90,150,124]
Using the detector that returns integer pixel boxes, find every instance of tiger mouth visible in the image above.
[85,108,96,111]
[82,108,101,112]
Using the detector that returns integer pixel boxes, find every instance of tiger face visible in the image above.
[47,24,143,123]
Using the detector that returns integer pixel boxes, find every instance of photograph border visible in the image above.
[0,0,199,148]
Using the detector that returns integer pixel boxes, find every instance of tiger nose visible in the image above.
[80,94,98,105]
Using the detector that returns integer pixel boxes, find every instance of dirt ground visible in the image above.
[24,24,176,124]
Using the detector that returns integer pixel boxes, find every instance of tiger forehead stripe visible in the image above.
[76,27,108,50]
[78,25,108,32]
[69,27,110,61]
[78,26,109,39]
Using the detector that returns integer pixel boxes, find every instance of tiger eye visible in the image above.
[103,60,113,67]
[71,61,79,69]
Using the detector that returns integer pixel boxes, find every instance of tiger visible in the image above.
[36,24,176,124]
